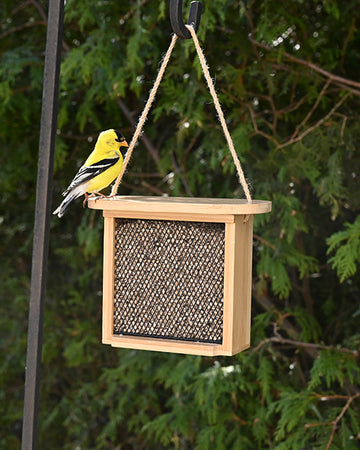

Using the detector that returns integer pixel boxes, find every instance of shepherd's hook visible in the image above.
[170,0,202,39]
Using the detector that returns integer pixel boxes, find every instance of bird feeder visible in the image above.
[88,196,271,356]
[85,0,272,356]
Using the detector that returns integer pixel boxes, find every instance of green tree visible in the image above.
[1,0,360,448]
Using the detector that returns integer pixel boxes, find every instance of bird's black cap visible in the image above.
[114,130,126,143]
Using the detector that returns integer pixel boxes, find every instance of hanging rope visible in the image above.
[185,25,252,203]
[111,33,179,196]
[111,26,252,203]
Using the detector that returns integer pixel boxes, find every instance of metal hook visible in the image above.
[170,0,203,40]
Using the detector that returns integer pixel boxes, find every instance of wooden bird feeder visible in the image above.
[88,196,271,356]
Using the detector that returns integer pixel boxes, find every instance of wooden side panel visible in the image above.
[221,216,254,355]
[231,215,254,354]
[102,216,115,344]
[222,221,236,354]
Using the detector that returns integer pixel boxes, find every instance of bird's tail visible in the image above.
[53,189,83,218]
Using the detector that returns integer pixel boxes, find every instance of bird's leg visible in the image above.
[92,191,110,202]
[83,192,95,207]
[93,191,107,198]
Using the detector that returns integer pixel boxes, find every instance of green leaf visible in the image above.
[309,350,360,390]
[327,216,360,282]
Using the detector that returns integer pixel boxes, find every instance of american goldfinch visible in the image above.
[53,129,128,218]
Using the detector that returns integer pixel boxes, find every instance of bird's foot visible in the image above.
[93,192,116,202]
[83,192,115,205]
[92,191,107,202]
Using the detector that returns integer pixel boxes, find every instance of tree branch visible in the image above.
[291,79,331,139]
[325,392,360,450]
[248,37,360,91]
[253,234,276,250]
[277,92,350,150]
[252,335,359,356]
[171,151,194,197]
[251,285,321,359]
[6,0,70,51]
[117,97,161,166]
[0,21,46,40]
[30,0,48,21]
[247,104,280,148]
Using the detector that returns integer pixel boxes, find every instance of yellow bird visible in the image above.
[53,129,128,217]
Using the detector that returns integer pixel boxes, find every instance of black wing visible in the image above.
[63,156,120,195]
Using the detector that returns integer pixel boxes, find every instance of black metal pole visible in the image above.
[21,0,64,448]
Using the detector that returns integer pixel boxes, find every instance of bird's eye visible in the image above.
[114,130,125,142]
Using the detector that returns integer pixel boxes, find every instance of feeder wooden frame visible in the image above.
[88,196,271,356]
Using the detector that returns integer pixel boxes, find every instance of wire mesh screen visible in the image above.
[113,218,225,344]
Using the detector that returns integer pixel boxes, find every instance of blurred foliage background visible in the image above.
[1,0,360,448]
